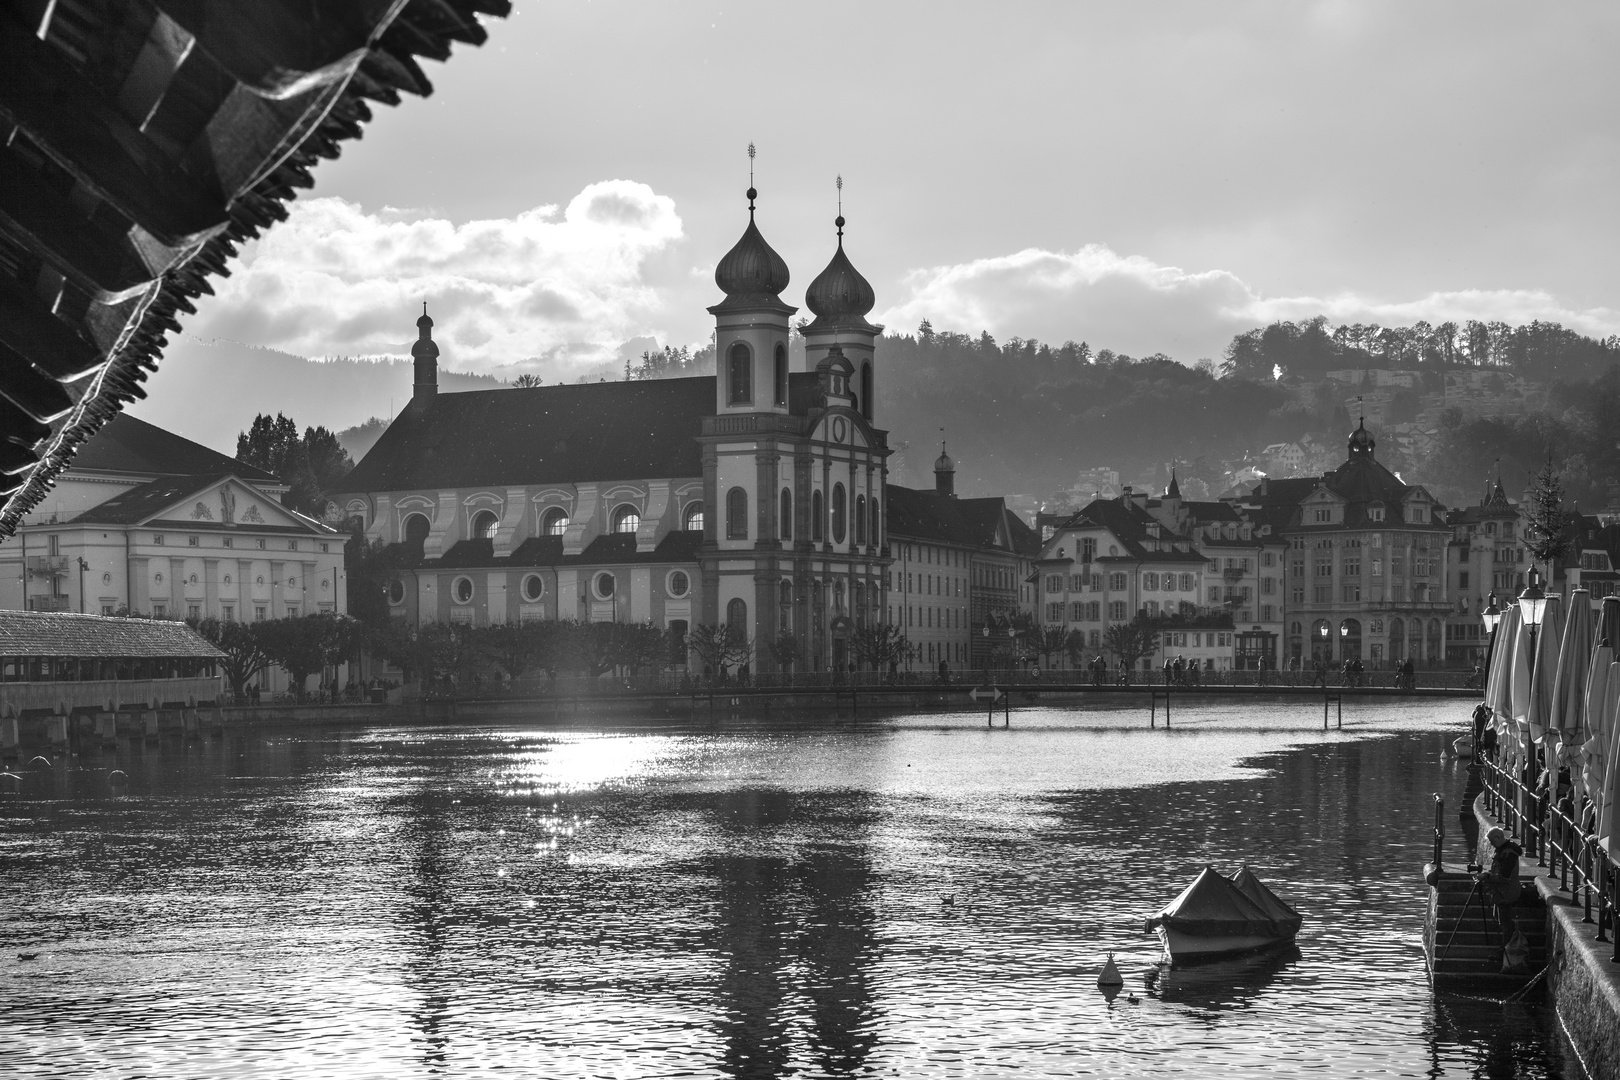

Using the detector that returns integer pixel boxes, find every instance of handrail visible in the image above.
[1479,753,1615,953]
[1432,792,1444,869]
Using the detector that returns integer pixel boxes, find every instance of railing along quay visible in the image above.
[1479,752,1620,961]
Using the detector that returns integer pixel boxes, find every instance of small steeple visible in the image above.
[1166,468,1181,500]
[1347,414,1375,460]
[412,301,438,406]
[934,435,956,498]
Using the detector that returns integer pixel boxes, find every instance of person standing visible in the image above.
[1473,826,1524,951]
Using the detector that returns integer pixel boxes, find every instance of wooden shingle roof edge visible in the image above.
[0,611,224,659]
[0,0,511,539]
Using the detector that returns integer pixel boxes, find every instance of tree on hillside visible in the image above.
[236,413,354,517]
[512,373,542,388]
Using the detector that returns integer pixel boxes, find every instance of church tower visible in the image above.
[412,303,438,406]
[801,178,880,423]
[708,180,795,417]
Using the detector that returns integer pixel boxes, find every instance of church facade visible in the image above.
[332,190,892,673]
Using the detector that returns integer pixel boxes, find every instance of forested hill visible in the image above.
[880,325,1285,494]
[873,318,1620,499]
[1222,316,1620,383]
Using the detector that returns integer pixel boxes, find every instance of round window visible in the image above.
[667,570,689,598]
[154,572,164,584]
[223,574,232,585]
[453,577,474,604]
[594,572,615,599]
[521,574,545,602]
[102,572,112,585]
[388,579,406,605]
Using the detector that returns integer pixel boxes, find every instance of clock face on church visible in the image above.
[832,418,847,442]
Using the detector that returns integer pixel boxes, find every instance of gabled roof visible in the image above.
[68,415,278,483]
[0,611,222,658]
[71,474,331,533]
[336,378,717,494]
[885,486,1039,556]
[1048,497,1209,564]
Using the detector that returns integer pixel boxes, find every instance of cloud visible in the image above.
[877,246,1620,361]
[194,181,685,371]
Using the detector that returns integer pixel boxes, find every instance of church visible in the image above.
[332,186,893,674]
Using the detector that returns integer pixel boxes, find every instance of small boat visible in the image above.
[1145,866,1303,961]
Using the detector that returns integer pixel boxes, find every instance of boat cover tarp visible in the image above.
[1149,866,1279,938]
[1231,866,1304,936]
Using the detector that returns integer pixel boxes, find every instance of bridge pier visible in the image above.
[95,711,118,745]
[141,711,160,742]
[1,717,19,757]
[45,714,70,750]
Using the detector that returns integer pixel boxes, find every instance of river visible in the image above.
[0,700,1585,1078]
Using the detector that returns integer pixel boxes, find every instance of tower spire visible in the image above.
[747,142,756,218]
[836,175,844,244]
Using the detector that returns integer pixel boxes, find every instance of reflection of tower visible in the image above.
[707,788,881,1077]
[397,782,456,1068]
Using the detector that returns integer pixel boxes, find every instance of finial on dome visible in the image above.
[747,142,757,217]
[836,175,844,241]
[416,300,433,330]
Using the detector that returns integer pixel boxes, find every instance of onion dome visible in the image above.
[804,215,877,331]
[1347,415,1375,459]
[411,303,438,361]
[935,447,955,474]
[711,188,793,313]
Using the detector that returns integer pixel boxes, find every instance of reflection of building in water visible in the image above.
[708,788,879,1076]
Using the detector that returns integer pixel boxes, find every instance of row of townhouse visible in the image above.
[1031,419,1542,672]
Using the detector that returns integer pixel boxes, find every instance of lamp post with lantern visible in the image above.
[1480,590,1502,678]
[1518,567,1548,677]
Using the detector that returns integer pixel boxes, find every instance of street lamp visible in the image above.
[1518,568,1547,675]
[1480,591,1502,678]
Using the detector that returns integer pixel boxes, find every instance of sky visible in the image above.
[173,1,1620,383]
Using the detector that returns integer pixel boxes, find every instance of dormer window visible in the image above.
[1368,502,1385,522]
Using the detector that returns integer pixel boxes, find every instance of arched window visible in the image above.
[728,342,752,405]
[726,487,748,540]
[541,507,569,536]
[611,504,640,534]
[779,580,793,631]
[726,597,747,640]
[774,343,788,406]
[861,361,872,420]
[855,494,867,544]
[403,513,430,546]
[831,484,847,543]
[812,490,824,541]
[683,502,704,532]
[780,488,792,540]
[470,509,499,540]
[870,498,880,547]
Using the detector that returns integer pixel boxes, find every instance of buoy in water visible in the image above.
[1098,952,1123,989]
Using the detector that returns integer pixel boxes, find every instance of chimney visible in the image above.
[412,303,438,405]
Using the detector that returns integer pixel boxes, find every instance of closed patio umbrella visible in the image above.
[1582,597,1620,814]
[1548,590,1593,749]
[1599,662,1620,856]
[1525,593,1563,742]
[1484,604,1517,721]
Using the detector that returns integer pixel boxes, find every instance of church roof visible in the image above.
[69,415,278,483]
[886,486,1039,555]
[336,378,716,494]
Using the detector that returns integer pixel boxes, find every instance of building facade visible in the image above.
[0,415,345,625]
[885,452,1038,672]
[333,192,895,674]
[1243,420,1451,667]
[1441,478,1529,665]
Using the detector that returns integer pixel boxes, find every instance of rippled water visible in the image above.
[0,700,1585,1078]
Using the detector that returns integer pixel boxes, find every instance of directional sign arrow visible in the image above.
[968,686,1004,703]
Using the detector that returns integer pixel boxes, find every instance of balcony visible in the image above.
[26,555,68,574]
[26,595,72,612]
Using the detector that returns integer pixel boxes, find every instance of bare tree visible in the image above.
[1103,618,1160,673]
[849,623,913,671]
